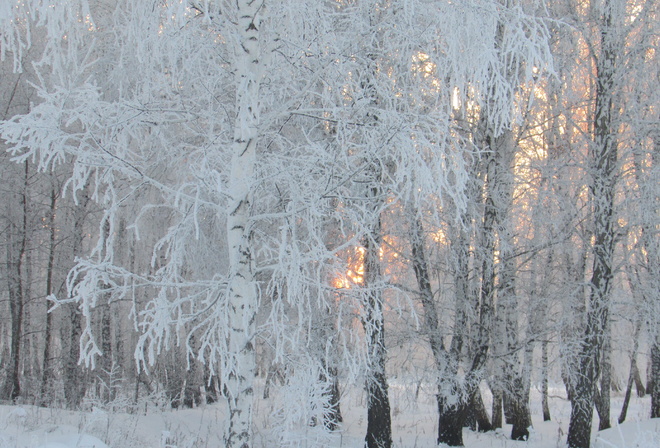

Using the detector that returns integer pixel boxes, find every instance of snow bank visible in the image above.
[0,406,109,448]
[594,419,660,448]
[0,423,108,448]
[34,431,109,448]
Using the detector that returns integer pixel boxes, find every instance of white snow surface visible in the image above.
[0,386,657,447]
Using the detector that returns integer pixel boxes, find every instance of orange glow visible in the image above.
[430,228,448,246]
[332,246,365,289]
[332,234,403,289]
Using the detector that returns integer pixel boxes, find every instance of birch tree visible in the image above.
[425,2,550,444]
[617,0,660,419]
[222,1,263,445]
[559,1,657,445]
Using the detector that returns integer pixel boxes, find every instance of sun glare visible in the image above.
[332,246,366,289]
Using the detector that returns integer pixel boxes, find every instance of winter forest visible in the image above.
[0,0,658,447]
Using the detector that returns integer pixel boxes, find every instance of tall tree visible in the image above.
[1,160,29,401]
[566,0,623,445]
[221,1,264,445]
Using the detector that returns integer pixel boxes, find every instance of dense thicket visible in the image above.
[0,1,657,448]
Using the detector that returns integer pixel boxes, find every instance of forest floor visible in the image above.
[0,383,657,447]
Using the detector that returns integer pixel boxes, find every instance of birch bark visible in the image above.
[224,1,264,446]
[567,1,620,446]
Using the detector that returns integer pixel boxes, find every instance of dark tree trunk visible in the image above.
[473,389,493,432]
[491,390,503,429]
[568,377,596,448]
[6,254,24,402]
[511,340,534,441]
[619,357,635,424]
[510,386,532,441]
[542,339,551,421]
[567,2,619,446]
[436,129,500,446]
[99,303,114,402]
[363,182,391,448]
[619,311,643,424]
[40,183,58,406]
[22,213,35,393]
[204,364,219,404]
[316,353,343,431]
[503,392,515,425]
[97,221,114,403]
[596,323,612,430]
[464,406,477,432]
[65,303,86,408]
[409,212,448,437]
[324,366,343,430]
[365,368,392,448]
[435,165,496,446]
[438,399,466,447]
[3,161,29,402]
[633,361,645,398]
[652,339,660,419]
[410,212,489,444]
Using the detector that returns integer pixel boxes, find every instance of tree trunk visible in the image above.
[631,128,660,419]
[319,291,344,429]
[322,366,342,431]
[618,304,644,424]
[490,300,506,430]
[436,128,501,446]
[5,219,24,402]
[596,320,612,430]
[97,221,114,403]
[652,338,660,419]
[315,317,343,431]
[65,304,86,408]
[567,2,619,446]
[223,2,264,446]
[409,212,449,437]
[64,181,91,409]
[542,339,551,421]
[562,249,588,405]
[99,303,113,402]
[438,399,467,448]
[434,152,497,446]
[496,132,530,440]
[410,211,491,444]
[363,182,391,448]
[511,337,534,441]
[492,390,503,429]
[437,207,475,447]
[619,352,637,424]
[485,124,524,440]
[40,183,58,405]
[633,361,645,398]
[2,161,29,402]
[473,389,493,432]
[510,380,532,441]
[22,191,35,392]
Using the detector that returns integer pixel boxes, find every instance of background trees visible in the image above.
[0,1,658,448]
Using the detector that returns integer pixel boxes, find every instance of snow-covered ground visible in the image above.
[0,386,657,447]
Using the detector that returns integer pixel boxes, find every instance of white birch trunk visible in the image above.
[224,1,264,447]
